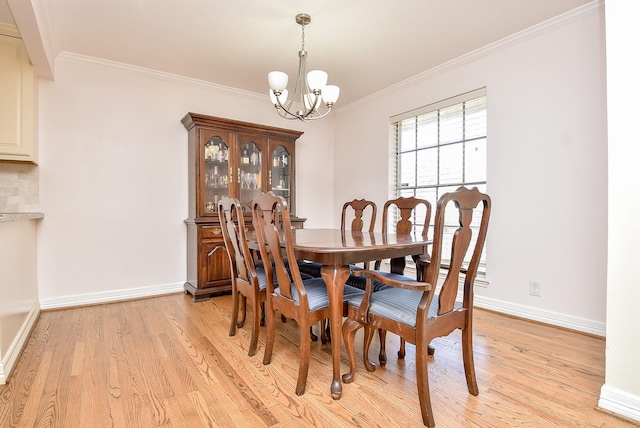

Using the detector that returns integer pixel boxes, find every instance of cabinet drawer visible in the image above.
[201,225,223,240]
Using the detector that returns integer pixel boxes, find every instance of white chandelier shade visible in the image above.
[268,14,340,121]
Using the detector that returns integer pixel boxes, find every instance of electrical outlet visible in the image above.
[529,280,541,297]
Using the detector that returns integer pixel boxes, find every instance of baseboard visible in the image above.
[38,282,184,310]
[598,384,640,424]
[474,295,606,337]
[0,302,40,385]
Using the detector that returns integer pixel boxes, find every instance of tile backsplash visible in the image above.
[0,163,39,212]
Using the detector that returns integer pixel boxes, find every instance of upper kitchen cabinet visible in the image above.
[0,25,36,164]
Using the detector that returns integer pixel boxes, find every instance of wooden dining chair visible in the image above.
[252,191,364,395]
[298,198,377,278]
[218,197,267,357]
[375,196,431,280]
[341,186,491,427]
[370,196,432,362]
[342,198,378,269]
[341,198,377,233]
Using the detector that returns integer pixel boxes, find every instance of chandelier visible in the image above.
[268,13,340,121]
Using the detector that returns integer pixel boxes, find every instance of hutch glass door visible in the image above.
[271,145,292,207]
[239,139,263,204]
[204,136,229,213]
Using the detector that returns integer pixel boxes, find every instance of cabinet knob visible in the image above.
[212,228,221,235]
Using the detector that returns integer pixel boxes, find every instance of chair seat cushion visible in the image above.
[297,261,323,277]
[347,290,461,327]
[345,274,392,292]
[254,260,313,288]
[255,266,269,291]
[298,260,369,280]
[275,277,364,311]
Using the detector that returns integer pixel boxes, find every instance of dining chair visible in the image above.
[341,186,491,427]
[298,198,378,278]
[375,196,431,280]
[252,191,364,395]
[218,197,267,357]
[371,196,432,362]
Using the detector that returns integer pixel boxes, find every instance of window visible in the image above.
[390,89,487,274]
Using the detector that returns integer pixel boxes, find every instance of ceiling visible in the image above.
[2,0,593,106]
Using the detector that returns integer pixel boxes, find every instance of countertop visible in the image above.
[0,212,44,222]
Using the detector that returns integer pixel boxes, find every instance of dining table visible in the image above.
[248,227,431,399]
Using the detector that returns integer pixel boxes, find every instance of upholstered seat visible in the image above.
[347,289,461,326]
[274,276,364,311]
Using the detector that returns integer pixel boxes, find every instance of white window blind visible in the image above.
[390,88,487,274]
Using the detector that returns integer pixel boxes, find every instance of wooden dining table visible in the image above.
[249,227,431,399]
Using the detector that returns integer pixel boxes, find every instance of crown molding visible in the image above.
[0,22,20,38]
[57,51,266,102]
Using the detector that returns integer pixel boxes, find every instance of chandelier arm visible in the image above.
[297,105,334,121]
[273,92,307,120]
[272,91,333,121]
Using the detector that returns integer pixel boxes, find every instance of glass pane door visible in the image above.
[239,140,263,204]
[271,145,291,206]
[204,136,229,213]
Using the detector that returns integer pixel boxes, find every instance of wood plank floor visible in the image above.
[0,292,637,427]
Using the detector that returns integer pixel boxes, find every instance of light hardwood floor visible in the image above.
[0,292,637,427]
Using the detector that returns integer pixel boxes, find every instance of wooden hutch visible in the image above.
[182,113,305,301]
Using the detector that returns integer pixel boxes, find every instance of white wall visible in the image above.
[599,1,640,423]
[333,4,607,334]
[37,54,334,307]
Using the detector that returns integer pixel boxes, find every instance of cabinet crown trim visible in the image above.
[182,113,303,140]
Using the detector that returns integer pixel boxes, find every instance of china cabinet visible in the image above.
[182,113,305,301]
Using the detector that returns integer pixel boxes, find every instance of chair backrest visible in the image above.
[252,192,307,305]
[381,196,431,238]
[341,199,377,232]
[379,196,431,275]
[218,197,257,286]
[423,186,491,315]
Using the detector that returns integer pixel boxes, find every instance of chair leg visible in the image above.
[310,326,319,342]
[398,338,406,359]
[320,319,330,344]
[238,295,247,328]
[416,343,435,428]
[342,317,363,383]
[363,324,377,372]
[377,328,388,366]
[296,320,311,395]
[461,326,479,396]
[248,296,260,357]
[260,301,266,326]
[262,305,276,366]
[229,290,240,337]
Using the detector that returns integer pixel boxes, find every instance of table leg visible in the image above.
[320,264,350,400]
